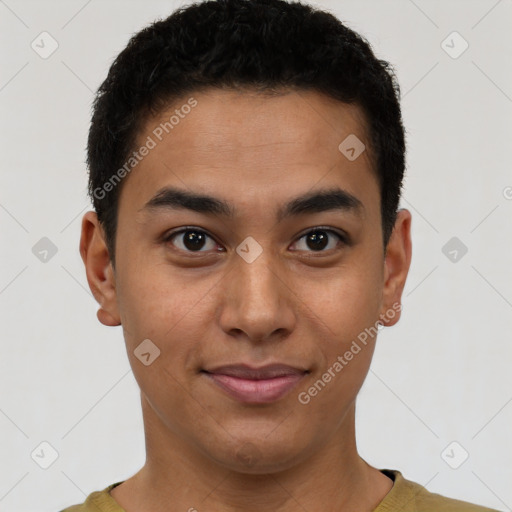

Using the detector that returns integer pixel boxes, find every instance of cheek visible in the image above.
[298,259,383,340]
[115,249,205,334]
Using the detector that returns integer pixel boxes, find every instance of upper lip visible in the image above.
[203,363,308,380]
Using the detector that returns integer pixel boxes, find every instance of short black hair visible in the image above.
[87,0,406,264]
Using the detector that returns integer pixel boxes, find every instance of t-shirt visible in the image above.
[59,468,501,511]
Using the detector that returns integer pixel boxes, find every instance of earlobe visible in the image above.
[379,208,412,327]
[79,211,121,327]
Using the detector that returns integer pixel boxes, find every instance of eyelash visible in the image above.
[162,226,348,254]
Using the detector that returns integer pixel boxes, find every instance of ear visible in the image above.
[379,208,412,327]
[79,211,121,327]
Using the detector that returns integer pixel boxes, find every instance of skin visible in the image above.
[80,88,412,512]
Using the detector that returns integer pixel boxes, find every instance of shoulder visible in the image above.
[59,481,125,512]
[375,469,502,512]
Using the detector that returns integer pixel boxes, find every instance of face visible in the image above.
[81,88,411,474]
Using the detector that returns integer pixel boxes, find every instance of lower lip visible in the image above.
[204,372,305,404]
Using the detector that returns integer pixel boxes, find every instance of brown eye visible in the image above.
[164,228,220,253]
[291,228,346,252]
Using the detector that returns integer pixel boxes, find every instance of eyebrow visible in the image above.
[142,185,364,221]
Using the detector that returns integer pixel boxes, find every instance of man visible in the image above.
[62,0,500,510]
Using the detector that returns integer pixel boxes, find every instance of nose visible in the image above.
[218,243,296,345]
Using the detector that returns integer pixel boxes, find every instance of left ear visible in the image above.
[379,208,412,327]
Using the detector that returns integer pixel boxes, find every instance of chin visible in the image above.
[206,436,311,475]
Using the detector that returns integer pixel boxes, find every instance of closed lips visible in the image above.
[202,364,308,379]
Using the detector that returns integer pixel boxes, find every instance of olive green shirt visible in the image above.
[60,468,501,511]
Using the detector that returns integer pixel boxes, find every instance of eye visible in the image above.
[290,227,347,252]
[163,227,222,253]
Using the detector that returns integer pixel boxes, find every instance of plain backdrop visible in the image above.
[1,0,511,510]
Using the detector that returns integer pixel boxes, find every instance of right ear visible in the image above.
[79,211,121,327]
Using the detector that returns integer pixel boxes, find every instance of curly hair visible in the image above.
[87,0,406,264]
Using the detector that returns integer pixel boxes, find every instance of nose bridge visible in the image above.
[219,239,294,340]
[235,240,281,308]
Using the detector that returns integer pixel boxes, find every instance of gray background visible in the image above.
[0,0,511,510]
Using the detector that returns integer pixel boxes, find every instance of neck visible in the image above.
[111,395,393,512]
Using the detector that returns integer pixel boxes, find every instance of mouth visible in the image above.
[201,364,309,404]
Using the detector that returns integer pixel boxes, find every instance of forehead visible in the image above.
[120,88,379,222]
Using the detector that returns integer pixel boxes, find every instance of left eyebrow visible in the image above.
[276,187,364,222]
[141,185,365,220]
